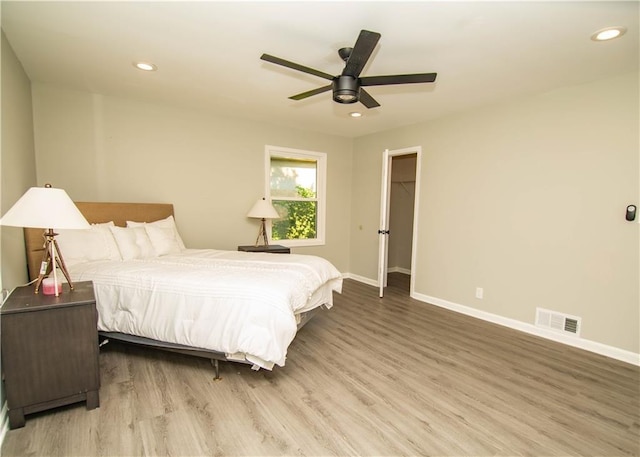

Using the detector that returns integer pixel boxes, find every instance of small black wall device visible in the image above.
[626,205,636,221]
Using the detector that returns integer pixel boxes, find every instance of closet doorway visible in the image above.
[378,147,420,298]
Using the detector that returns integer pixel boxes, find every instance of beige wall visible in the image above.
[352,72,639,354]
[1,30,36,290]
[30,83,353,271]
[1,28,38,426]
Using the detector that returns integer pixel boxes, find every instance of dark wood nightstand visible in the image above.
[238,244,291,254]
[1,281,100,429]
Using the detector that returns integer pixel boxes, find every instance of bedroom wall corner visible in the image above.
[0,30,36,290]
[0,27,38,446]
[351,71,639,357]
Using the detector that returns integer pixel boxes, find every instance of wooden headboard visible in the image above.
[24,202,175,281]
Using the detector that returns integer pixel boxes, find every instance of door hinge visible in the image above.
[378,229,390,235]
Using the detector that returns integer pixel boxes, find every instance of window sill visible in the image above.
[273,238,325,248]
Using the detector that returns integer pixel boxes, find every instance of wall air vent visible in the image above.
[535,307,581,337]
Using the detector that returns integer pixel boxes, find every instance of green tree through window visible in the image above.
[272,186,317,240]
[267,145,326,246]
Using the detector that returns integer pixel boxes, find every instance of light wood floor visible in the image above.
[3,274,639,456]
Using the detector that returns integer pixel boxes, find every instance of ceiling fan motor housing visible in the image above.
[333,75,359,103]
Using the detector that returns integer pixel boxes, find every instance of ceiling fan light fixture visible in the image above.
[349,112,362,118]
[333,76,359,104]
[335,93,358,103]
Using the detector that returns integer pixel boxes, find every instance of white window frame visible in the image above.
[265,145,326,247]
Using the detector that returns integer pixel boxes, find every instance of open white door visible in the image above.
[378,149,392,297]
[378,146,422,299]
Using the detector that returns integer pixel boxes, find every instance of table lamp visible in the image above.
[247,197,280,247]
[0,184,90,296]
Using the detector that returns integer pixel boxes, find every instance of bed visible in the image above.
[24,202,343,378]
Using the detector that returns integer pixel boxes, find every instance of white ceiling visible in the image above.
[2,1,638,138]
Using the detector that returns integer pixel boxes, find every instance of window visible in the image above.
[265,145,326,246]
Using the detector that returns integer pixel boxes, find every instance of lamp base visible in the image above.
[254,218,270,247]
[34,229,75,296]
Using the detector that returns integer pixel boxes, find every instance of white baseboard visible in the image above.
[341,272,378,287]
[387,266,411,275]
[0,400,8,448]
[342,269,410,287]
[412,292,639,366]
[344,273,639,366]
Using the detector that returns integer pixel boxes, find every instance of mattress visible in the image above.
[68,249,343,369]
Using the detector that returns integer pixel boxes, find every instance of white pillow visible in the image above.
[109,226,156,260]
[126,215,186,251]
[56,222,121,266]
[144,225,182,256]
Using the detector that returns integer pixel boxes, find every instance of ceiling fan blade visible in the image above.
[289,84,332,101]
[342,30,381,78]
[360,73,438,86]
[261,54,335,81]
[359,89,380,109]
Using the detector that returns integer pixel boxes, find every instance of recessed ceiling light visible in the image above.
[591,26,627,41]
[349,112,362,118]
[134,62,157,71]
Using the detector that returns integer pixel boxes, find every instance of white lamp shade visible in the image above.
[0,186,90,229]
[247,198,280,219]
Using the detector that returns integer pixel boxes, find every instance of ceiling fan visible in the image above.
[260,29,437,109]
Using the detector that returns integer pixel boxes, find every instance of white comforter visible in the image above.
[68,249,343,369]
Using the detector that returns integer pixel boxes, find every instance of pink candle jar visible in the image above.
[42,277,62,295]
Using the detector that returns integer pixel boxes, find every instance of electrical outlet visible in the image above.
[475,287,483,299]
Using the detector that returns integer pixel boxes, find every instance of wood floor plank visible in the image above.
[2,274,638,456]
